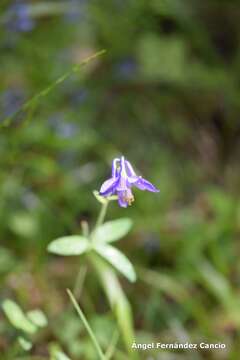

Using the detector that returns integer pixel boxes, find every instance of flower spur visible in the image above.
[99,156,159,208]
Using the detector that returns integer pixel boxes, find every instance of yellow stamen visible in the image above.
[123,193,135,205]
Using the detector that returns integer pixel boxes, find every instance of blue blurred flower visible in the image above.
[64,0,87,23]
[114,58,137,79]
[99,156,159,208]
[48,114,79,139]
[70,88,88,105]
[0,89,25,122]
[6,1,35,33]
[21,188,39,210]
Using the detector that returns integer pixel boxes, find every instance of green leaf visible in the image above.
[47,236,89,256]
[8,211,38,239]
[94,244,136,282]
[2,299,37,334]
[52,350,71,360]
[0,246,16,274]
[49,343,72,360]
[138,34,186,82]
[92,218,133,243]
[27,309,48,328]
[90,255,136,357]
[18,336,32,351]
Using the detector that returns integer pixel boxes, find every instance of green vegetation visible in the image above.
[1,0,240,359]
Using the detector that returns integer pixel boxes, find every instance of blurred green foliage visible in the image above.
[1,0,240,359]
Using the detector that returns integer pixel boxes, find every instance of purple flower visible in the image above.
[114,58,137,79]
[99,156,159,208]
[0,89,25,122]
[5,2,35,33]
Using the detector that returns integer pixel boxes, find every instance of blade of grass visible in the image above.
[1,49,106,129]
[66,289,106,360]
[90,254,138,359]
[105,329,119,360]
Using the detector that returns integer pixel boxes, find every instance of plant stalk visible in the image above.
[67,289,106,360]
[95,200,109,230]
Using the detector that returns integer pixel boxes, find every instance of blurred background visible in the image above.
[1,0,240,359]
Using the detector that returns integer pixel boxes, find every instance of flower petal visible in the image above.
[126,175,139,185]
[134,177,159,192]
[111,158,120,178]
[117,191,128,208]
[125,160,137,177]
[99,177,119,196]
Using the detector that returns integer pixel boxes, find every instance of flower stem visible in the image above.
[94,200,109,230]
[73,264,88,300]
[67,289,106,360]
[105,329,119,360]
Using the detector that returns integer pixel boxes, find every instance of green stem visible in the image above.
[72,200,109,298]
[70,199,112,358]
[73,265,88,300]
[81,220,89,237]
[67,289,106,360]
[105,329,119,360]
[71,220,89,299]
[94,200,109,231]
[1,49,106,129]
